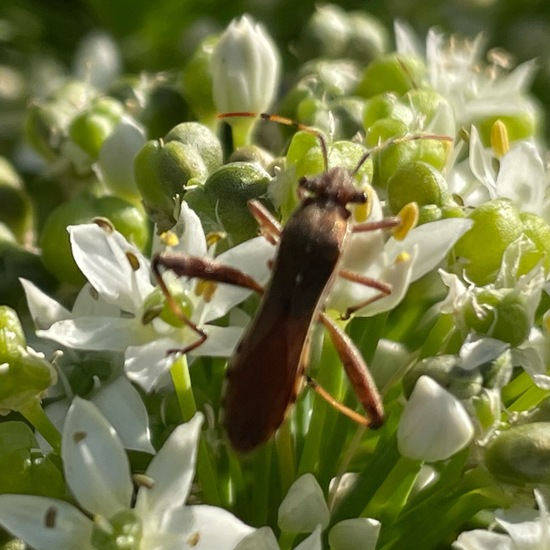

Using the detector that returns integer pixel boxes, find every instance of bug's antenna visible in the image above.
[218,112,330,172]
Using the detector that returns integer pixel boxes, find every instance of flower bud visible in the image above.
[211,15,280,115]
[278,474,329,533]
[485,423,550,484]
[0,306,57,414]
[329,518,381,550]
[397,376,474,462]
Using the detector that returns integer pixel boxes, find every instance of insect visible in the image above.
[153,113,445,453]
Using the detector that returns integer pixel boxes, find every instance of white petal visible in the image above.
[171,202,208,258]
[295,525,323,550]
[194,325,244,356]
[497,142,545,214]
[278,474,329,533]
[91,377,155,453]
[0,495,93,550]
[69,223,152,312]
[156,505,254,550]
[38,316,149,351]
[329,518,381,550]
[135,414,203,519]
[397,376,474,462]
[21,278,70,329]
[453,529,514,550]
[468,126,497,198]
[233,526,280,550]
[459,335,509,371]
[201,237,273,324]
[63,397,133,516]
[125,337,179,392]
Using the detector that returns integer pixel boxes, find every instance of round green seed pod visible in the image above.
[40,196,149,287]
[485,423,550,484]
[452,199,523,285]
[387,160,451,214]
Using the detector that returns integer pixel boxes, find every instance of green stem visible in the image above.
[170,356,221,506]
[19,398,61,454]
[230,118,256,149]
[418,313,456,358]
[275,418,295,497]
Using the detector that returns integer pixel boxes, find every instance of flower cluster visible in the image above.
[1,5,550,549]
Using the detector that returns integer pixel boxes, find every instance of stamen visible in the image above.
[206,231,227,247]
[393,202,419,241]
[491,119,510,158]
[160,231,179,247]
[195,279,218,302]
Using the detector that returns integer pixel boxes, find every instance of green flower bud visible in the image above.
[403,355,483,400]
[180,35,218,124]
[0,307,57,413]
[452,199,523,285]
[485,423,550,484]
[0,157,33,243]
[204,162,271,244]
[0,422,65,498]
[294,4,350,61]
[387,161,451,215]
[355,54,426,98]
[298,59,362,97]
[40,196,149,286]
[134,122,222,232]
[346,11,389,63]
[91,509,143,550]
[68,97,125,159]
[228,145,275,170]
[519,212,550,276]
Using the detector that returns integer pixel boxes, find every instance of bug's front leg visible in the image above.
[152,253,264,354]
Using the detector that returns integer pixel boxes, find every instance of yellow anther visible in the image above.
[195,279,217,302]
[491,119,510,158]
[395,251,411,263]
[354,185,374,223]
[125,251,140,271]
[393,202,419,241]
[160,231,180,247]
[206,231,227,248]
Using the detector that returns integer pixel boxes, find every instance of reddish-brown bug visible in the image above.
[153,113,445,453]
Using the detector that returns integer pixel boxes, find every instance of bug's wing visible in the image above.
[223,303,311,453]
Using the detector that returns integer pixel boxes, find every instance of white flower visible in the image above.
[27,202,273,392]
[453,490,550,549]
[0,399,253,550]
[211,15,280,115]
[397,375,475,462]
[329,189,472,317]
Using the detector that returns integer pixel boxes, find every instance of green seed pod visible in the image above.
[180,35,218,124]
[355,54,426,98]
[142,286,193,329]
[346,10,389,63]
[140,84,189,139]
[363,92,412,130]
[403,355,483,400]
[68,97,125,159]
[294,4,350,61]
[452,199,523,285]
[387,160,451,214]
[519,212,550,276]
[204,162,271,245]
[485,423,550,484]
[134,122,222,232]
[40,196,149,286]
[91,509,143,549]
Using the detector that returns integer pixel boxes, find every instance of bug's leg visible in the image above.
[318,311,384,427]
[337,269,392,320]
[248,199,281,245]
[152,253,264,354]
